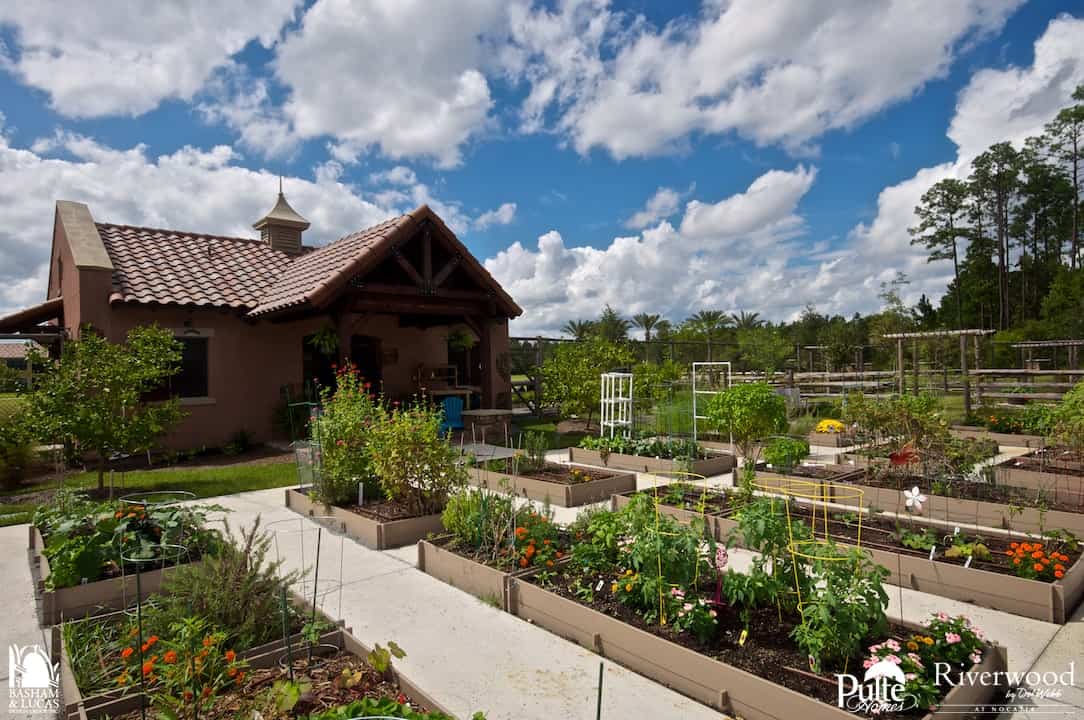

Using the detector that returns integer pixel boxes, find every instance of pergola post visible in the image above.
[960,334,971,417]
[973,335,983,407]
[533,336,544,416]
[896,338,905,395]
[912,339,919,394]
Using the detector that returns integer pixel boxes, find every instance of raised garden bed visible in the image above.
[715,503,1084,624]
[29,524,204,627]
[610,488,733,539]
[820,470,1084,537]
[508,570,1007,720]
[569,446,736,477]
[755,463,865,488]
[466,460,635,507]
[950,425,1047,449]
[807,431,856,448]
[994,448,1084,506]
[417,536,526,610]
[285,488,444,550]
[53,609,450,720]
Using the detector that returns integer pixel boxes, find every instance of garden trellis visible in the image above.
[600,372,634,438]
[691,361,731,445]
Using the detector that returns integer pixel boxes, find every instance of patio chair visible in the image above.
[439,396,464,436]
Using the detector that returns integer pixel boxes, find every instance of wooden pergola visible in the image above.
[1010,339,1083,370]
[881,329,996,415]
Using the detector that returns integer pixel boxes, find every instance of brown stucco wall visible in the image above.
[336,312,452,397]
[107,306,327,450]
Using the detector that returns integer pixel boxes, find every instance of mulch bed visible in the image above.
[111,650,418,720]
[1005,447,1084,477]
[345,498,440,522]
[644,487,734,515]
[486,458,623,486]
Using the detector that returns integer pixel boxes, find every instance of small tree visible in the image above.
[28,325,183,490]
[704,383,786,497]
[540,337,634,427]
[1054,380,1084,453]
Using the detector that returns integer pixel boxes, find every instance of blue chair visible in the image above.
[439,396,464,436]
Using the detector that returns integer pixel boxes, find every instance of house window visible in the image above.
[172,337,209,398]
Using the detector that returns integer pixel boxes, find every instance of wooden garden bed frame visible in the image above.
[613,489,1084,623]
[568,447,736,477]
[52,607,450,720]
[949,425,1047,449]
[994,456,1084,506]
[417,536,527,610]
[284,488,444,550]
[29,525,203,627]
[508,571,1007,720]
[465,463,636,507]
[807,431,857,448]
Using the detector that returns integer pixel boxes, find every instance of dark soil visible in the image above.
[784,503,1081,578]
[485,458,626,485]
[534,568,933,717]
[758,463,863,481]
[113,650,420,720]
[637,487,735,515]
[857,469,1084,512]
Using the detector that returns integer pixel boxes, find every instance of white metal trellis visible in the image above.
[691,361,732,445]
[600,372,634,438]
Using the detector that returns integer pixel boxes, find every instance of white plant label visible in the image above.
[928,546,937,561]
[953,526,960,536]
[964,556,973,568]
[595,579,604,592]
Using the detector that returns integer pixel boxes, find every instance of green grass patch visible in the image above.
[0,460,297,525]
[510,417,585,450]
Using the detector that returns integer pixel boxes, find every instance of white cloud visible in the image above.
[504,0,1022,158]
[625,187,681,230]
[473,202,517,230]
[0,126,481,316]
[0,1,301,117]
[486,166,818,334]
[273,0,507,168]
[370,166,418,187]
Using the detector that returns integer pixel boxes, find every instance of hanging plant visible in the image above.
[448,329,476,352]
[308,325,339,357]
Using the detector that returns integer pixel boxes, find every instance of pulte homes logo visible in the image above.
[7,644,60,715]
[836,659,920,714]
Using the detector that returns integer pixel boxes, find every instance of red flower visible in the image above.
[397,693,408,704]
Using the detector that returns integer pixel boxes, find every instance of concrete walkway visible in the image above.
[0,525,52,720]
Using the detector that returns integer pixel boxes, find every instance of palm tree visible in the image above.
[596,305,631,343]
[687,310,731,361]
[730,310,764,330]
[632,313,661,362]
[561,319,595,341]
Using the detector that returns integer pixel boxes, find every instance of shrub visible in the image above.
[1054,380,1084,451]
[313,364,384,506]
[703,383,787,463]
[369,400,467,515]
[0,408,34,490]
[762,437,809,471]
[157,518,299,649]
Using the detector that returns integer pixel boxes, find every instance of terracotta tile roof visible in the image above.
[98,224,296,309]
[249,214,409,316]
[91,204,521,318]
[0,340,43,359]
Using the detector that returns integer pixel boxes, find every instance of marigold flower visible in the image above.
[546,560,554,567]
[1032,551,1043,559]
[235,671,245,685]
[624,583,632,592]
[1013,558,1021,565]
[203,637,213,648]
[163,650,177,664]
[121,647,134,659]
[543,539,551,546]
[1004,550,1014,557]
[116,673,128,685]
[225,650,236,663]
[228,667,238,677]
[142,661,154,676]
[1034,563,1044,572]
[1055,570,1065,579]
[183,691,193,701]
[519,557,528,568]
[202,686,213,698]
[610,583,618,593]
[555,551,563,558]
[1010,542,1018,549]
[1055,564,1065,572]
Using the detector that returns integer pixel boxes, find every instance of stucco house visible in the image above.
[0,193,521,449]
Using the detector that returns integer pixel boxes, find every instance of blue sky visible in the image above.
[0,1,1082,334]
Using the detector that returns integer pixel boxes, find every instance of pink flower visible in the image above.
[907,653,923,667]
[969,652,982,664]
[885,655,901,665]
[868,644,882,653]
[937,612,950,621]
[863,659,875,669]
[945,633,961,645]
[670,588,685,598]
[885,639,901,652]
[714,547,729,571]
[683,603,693,611]
[709,610,717,618]
[905,673,917,681]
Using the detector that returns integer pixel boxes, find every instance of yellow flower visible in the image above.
[815,419,845,433]
[625,583,632,592]
[611,583,618,593]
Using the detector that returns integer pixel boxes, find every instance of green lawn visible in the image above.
[511,417,586,450]
[0,460,298,527]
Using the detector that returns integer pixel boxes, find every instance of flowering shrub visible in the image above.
[862,614,986,711]
[814,418,846,434]
[368,400,467,515]
[313,363,384,506]
[514,508,562,570]
[1005,541,1070,581]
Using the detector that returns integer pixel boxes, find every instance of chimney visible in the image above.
[253,179,309,255]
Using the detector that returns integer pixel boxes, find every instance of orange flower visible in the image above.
[202,637,213,648]
[202,686,212,698]
[1034,563,1044,572]
[115,511,123,519]
[1013,558,1021,565]
[546,560,554,567]
[1055,570,1065,579]
[515,527,527,538]
[227,667,238,678]
[1010,542,1018,549]
[163,650,177,664]
[141,660,155,676]
[225,649,236,663]
[1055,564,1065,572]
[1004,550,1014,557]
[121,647,134,659]
[555,551,563,558]
[519,557,528,568]
[183,691,193,701]
[115,673,129,686]
[148,636,158,645]
[235,671,245,686]
[1032,551,1043,559]
[543,539,551,546]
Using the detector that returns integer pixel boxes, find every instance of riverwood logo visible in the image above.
[836,659,920,714]
[7,644,60,715]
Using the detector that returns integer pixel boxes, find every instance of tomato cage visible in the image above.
[642,469,716,626]
[751,477,866,614]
